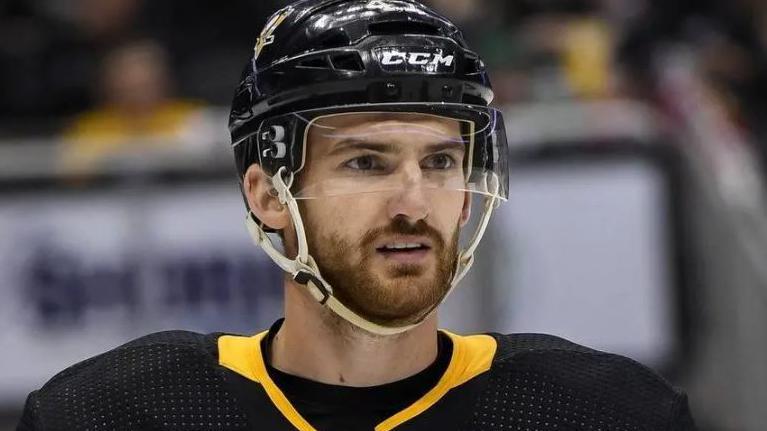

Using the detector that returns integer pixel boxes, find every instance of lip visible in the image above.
[373,235,434,250]
[376,247,431,264]
[374,235,434,265]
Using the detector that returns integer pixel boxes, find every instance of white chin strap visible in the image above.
[246,167,502,336]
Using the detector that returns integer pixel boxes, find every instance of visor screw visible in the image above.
[442,85,454,98]
[385,82,398,96]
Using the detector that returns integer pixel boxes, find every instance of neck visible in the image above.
[269,279,439,387]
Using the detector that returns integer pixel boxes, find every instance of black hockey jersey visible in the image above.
[17,327,696,430]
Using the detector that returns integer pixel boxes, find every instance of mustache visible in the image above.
[360,216,445,250]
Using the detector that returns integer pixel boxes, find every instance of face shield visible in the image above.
[244,103,509,336]
[256,104,509,202]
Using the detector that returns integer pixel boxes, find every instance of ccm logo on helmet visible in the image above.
[375,47,456,74]
[381,51,454,66]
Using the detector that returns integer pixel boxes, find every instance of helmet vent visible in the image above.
[465,55,485,74]
[330,53,365,72]
[316,29,352,50]
[368,20,441,36]
[297,56,331,69]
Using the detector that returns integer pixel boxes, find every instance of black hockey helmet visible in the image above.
[229,0,508,221]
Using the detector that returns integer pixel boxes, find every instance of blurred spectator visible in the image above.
[0,0,275,134]
[74,0,143,41]
[617,0,767,172]
[560,16,614,98]
[138,0,283,104]
[0,0,145,127]
[425,0,614,103]
[60,40,204,173]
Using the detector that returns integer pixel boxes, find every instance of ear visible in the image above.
[460,191,472,227]
[243,164,290,230]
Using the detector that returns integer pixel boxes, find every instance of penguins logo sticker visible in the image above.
[255,6,294,59]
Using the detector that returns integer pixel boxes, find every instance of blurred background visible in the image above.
[1,0,766,429]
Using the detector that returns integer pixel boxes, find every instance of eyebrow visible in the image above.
[327,139,465,157]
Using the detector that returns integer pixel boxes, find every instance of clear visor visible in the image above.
[279,105,508,200]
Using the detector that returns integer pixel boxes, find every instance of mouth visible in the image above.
[375,238,433,264]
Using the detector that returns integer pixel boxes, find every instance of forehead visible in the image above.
[306,112,463,151]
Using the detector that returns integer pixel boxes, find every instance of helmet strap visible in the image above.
[244,169,501,336]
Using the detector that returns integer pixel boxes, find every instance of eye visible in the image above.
[422,153,457,170]
[343,155,385,171]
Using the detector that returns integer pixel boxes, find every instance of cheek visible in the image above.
[430,192,467,231]
[301,192,464,242]
[300,197,379,243]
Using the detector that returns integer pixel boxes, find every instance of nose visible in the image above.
[386,161,430,221]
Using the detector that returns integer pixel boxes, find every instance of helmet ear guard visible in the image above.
[254,116,307,176]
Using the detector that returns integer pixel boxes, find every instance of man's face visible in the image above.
[294,112,470,327]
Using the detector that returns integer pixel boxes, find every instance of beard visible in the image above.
[305,216,460,327]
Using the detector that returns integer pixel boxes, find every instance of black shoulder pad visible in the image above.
[464,333,694,431]
[26,330,251,430]
[487,332,601,361]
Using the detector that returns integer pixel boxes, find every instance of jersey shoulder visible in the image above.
[19,330,252,431]
[475,332,695,430]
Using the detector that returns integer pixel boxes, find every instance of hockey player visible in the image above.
[17,0,697,430]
